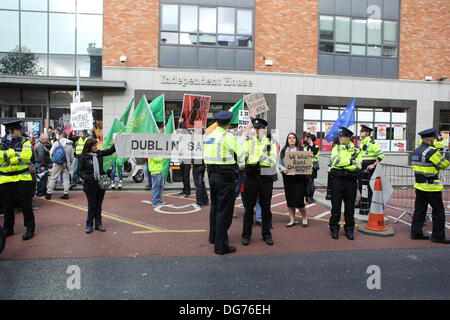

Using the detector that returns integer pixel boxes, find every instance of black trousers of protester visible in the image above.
[1,181,35,232]
[330,175,357,233]
[208,171,236,254]
[180,163,191,195]
[242,175,273,240]
[84,184,106,228]
[412,189,446,240]
[193,164,209,205]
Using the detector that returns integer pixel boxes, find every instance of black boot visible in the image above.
[22,229,35,240]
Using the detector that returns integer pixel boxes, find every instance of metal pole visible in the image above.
[76,69,80,92]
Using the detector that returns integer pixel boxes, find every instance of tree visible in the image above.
[0,46,43,76]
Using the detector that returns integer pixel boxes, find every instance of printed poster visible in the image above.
[305,121,319,135]
[390,140,407,152]
[393,124,406,140]
[376,124,388,140]
[181,94,211,129]
[375,139,390,152]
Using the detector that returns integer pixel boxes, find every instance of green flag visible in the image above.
[162,111,175,179]
[127,95,158,134]
[119,98,134,126]
[149,94,165,123]
[102,118,126,172]
[229,98,245,125]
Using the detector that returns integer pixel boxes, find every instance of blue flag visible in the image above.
[325,99,356,142]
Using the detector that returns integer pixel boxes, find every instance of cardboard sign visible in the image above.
[238,110,250,130]
[285,151,313,175]
[70,102,93,130]
[181,94,211,129]
[244,92,269,117]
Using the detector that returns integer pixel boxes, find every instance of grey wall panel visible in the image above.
[367,57,382,77]
[352,0,368,17]
[367,0,383,18]
[179,47,198,68]
[159,46,178,67]
[383,0,399,20]
[217,49,234,70]
[335,0,351,16]
[235,49,253,71]
[382,59,397,78]
[318,54,334,74]
[198,48,216,69]
[319,0,334,14]
[350,56,366,76]
[334,55,350,75]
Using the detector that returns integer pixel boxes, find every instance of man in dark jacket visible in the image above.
[34,133,52,197]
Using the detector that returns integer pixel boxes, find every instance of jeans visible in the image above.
[151,173,164,205]
[144,162,152,188]
[110,163,123,182]
[71,157,79,185]
[35,163,49,196]
[255,199,262,223]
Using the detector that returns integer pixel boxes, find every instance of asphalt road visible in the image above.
[1,247,449,300]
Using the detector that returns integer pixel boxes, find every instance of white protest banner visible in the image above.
[70,102,93,130]
[114,133,204,159]
[285,151,313,175]
[238,110,250,130]
[244,92,269,117]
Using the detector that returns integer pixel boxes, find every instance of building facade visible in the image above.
[1,0,449,157]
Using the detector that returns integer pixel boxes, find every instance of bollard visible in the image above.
[359,169,370,215]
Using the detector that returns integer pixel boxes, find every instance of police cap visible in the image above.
[251,118,268,129]
[339,127,353,137]
[360,125,373,133]
[214,110,233,122]
[3,120,23,131]
[418,128,437,138]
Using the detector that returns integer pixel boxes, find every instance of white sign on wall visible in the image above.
[70,101,93,130]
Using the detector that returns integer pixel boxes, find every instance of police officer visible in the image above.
[304,134,320,204]
[204,111,245,255]
[0,120,36,240]
[434,133,445,152]
[411,128,450,244]
[241,118,277,246]
[357,125,384,209]
[329,127,361,240]
[70,130,90,188]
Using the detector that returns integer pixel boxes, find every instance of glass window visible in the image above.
[218,7,235,34]
[22,88,48,104]
[0,11,19,52]
[160,32,178,44]
[77,55,102,78]
[323,108,339,120]
[237,9,252,35]
[77,0,103,14]
[335,44,350,54]
[21,0,47,11]
[49,0,75,13]
[50,90,73,105]
[180,33,197,45]
[319,15,333,40]
[77,14,103,55]
[180,5,198,32]
[199,7,216,33]
[319,42,333,53]
[392,109,407,122]
[236,35,252,48]
[367,45,381,56]
[217,35,234,47]
[357,110,373,121]
[199,34,216,46]
[384,21,397,45]
[351,19,366,43]
[335,17,350,42]
[49,55,75,76]
[367,19,382,44]
[375,110,390,122]
[161,4,178,31]
[0,0,18,10]
[304,107,321,119]
[21,12,47,53]
[351,45,365,55]
[0,52,20,75]
[382,46,397,57]
[21,53,47,76]
[49,13,75,54]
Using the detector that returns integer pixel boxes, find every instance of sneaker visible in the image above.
[177,192,186,196]
[118,181,122,189]
[111,183,116,190]
[184,193,191,198]
[45,193,52,200]
[158,201,167,205]
[145,185,151,190]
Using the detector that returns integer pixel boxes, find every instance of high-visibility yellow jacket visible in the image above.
[244,135,277,168]
[0,137,33,184]
[75,136,89,156]
[148,157,164,174]
[330,141,362,171]
[433,138,446,152]
[411,143,449,192]
[360,136,384,162]
[203,126,244,165]
[305,143,320,166]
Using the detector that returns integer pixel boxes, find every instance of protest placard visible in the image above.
[70,102,93,130]
[238,110,250,130]
[285,151,313,175]
[244,92,269,117]
[181,94,211,129]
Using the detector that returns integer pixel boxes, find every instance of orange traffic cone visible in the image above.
[358,176,394,236]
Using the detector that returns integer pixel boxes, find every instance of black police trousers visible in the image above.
[330,175,357,233]
[208,172,236,254]
[193,164,209,205]
[412,189,446,241]
[1,181,35,232]
[242,175,273,240]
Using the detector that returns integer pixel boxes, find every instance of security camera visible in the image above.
[120,55,127,63]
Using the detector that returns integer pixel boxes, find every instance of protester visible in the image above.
[177,118,192,197]
[47,126,56,144]
[192,129,209,207]
[46,132,74,200]
[304,134,320,204]
[149,125,166,207]
[144,158,152,190]
[34,133,52,197]
[278,132,308,227]
[77,138,116,233]
[69,130,90,189]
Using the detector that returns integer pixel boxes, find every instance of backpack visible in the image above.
[52,141,67,164]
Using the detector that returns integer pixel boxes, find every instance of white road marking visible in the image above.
[313,211,330,219]
[305,203,316,208]
[271,201,287,208]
